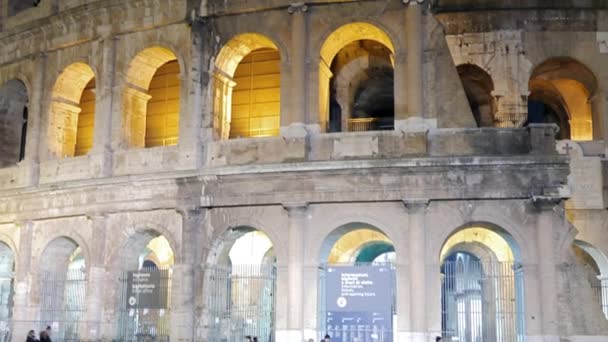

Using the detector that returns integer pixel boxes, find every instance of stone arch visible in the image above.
[122,46,181,148]
[572,240,608,319]
[48,63,96,158]
[318,22,396,132]
[0,241,15,323]
[318,221,395,265]
[439,223,524,342]
[457,63,496,127]
[111,227,179,271]
[528,57,598,140]
[0,79,28,166]
[202,223,278,341]
[37,236,88,340]
[213,33,282,139]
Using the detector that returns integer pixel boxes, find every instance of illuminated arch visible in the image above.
[48,63,96,157]
[318,23,396,132]
[439,225,525,342]
[528,57,598,141]
[213,33,281,139]
[122,46,181,148]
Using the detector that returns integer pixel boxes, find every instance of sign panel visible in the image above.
[325,265,393,342]
[125,270,168,309]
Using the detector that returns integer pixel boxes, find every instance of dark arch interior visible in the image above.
[355,241,395,263]
[329,40,394,132]
[457,64,495,127]
[0,80,28,167]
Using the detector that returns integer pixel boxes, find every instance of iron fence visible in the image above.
[590,277,608,319]
[116,267,172,342]
[441,259,525,342]
[205,263,276,342]
[39,269,87,342]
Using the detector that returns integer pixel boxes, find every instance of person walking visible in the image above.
[26,330,38,342]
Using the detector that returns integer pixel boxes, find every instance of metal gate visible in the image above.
[441,256,525,342]
[116,268,172,342]
[39,269,87,342]
[205,264,276,342]
[0,270,13,342]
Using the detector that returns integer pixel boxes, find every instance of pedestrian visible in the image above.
[39,327,51,342]
[435,337,442,342]
[324,334,331,342]
[253,337,258,342]
[26,330,38,342]
[245,336,252,342]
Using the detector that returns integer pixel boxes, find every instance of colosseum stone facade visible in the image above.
[0,0,607,341]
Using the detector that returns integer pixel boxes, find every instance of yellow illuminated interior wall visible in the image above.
[145,235,175,268]
[49,62,95,158]
[74,78,95,156]
[145,60,180,147]
[551,79,593,141]
[440,227,514,263]
[328,229,391,264]
[230,48,280,138]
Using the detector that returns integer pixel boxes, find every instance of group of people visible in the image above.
[26,326,52,342]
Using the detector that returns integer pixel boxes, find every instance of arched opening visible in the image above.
[123,47,180,148]
[573,240,608,319]
[440,226,524,342]
[0,242,15,340]
[318,223,396,341]
[0,79,28,167]
[527,58,598,141]
[115,231,175,341]
[39,237,87,341]
[319,23,395,132]
[457,64,495,127]
[204,227,276,341]
[214,34,281,139]
[49,63,96,158]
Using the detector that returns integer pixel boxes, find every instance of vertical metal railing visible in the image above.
[441,259,524,342]
[39,268,87,342]
[116,267,172,342]
[205,263,276,342]
[590,277,608,319]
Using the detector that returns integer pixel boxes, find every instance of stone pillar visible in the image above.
[534,201,559,342]
[19,53,46,184]
[493,92,528,128]
[81,215,107,340]
[170,263,195,341]
[213,73,236,140]
[590,90,607,145]
[405,201,429,342]
[282,4,310,138]
[12,221,35,342]
[396,3,429,132]
[170,208,200,342]
[180,29,204,167]
[48,101,81,157]
[122,86,152,148]
[91,37,117,174]
[276,203,308,341]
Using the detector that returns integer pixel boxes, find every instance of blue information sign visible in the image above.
[325,265,393,342]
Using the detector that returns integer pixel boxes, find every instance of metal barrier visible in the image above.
[441,258,525,342]
[116,267,172,342]
[39,269,87,342]
[205,263,276,342]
